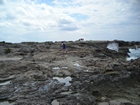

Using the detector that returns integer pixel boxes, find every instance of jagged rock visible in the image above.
[0,41,140,105]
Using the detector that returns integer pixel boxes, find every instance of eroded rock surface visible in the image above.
[0,40,140,105]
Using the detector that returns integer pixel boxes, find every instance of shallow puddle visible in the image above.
[52,66,68,70]
[62,66,68,69]
[73,63,82,70]
[97,102,109,105]
[110,98,135,104]
[60,91,72,95]
[83,70,89,72]
[52,67,60,70]
[73,63,81,67]
[53,76,72,86]
[51,99,59,105]
[0,75,15,81]
[0,81,11,86]
[97,98,134,105]
[0,101,14,105]
[0,57,21,61]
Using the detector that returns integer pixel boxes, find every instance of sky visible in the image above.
[0,0,140,43]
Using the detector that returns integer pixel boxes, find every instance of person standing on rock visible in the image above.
[62,41,67,54]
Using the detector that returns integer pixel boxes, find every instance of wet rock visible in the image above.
[0,75,15,82]
[0,41,140,105]
[0,85,15,100]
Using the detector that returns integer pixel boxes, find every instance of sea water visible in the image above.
[127,47,140,61]
[107,43,140,60]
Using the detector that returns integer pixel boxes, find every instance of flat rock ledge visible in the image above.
[0,40,140,105]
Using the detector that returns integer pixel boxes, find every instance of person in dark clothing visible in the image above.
[62,42,67,53]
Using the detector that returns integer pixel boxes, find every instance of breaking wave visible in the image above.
[107,42,119,52]
[127,46,140,61]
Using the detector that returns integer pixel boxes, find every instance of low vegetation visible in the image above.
[5,48,11,54]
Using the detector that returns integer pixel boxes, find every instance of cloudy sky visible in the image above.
[0,0,140,42]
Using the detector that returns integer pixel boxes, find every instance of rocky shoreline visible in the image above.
[0,40,140,105]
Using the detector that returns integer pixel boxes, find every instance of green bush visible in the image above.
[0,41,5,44]
[5,48,11,54]
[0,41,12,45]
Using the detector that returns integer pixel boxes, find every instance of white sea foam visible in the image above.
[126,47,140,61]
[107,42,119,52]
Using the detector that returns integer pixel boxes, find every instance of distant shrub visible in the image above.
[0,41,6,43]
[6,42,13,45]
[0,41,13,45]
[5,48,11,54]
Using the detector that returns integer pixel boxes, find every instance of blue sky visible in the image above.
[0,0,140,43]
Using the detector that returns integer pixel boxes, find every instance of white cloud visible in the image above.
[0,0,6,5]
[0,0,140,43]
